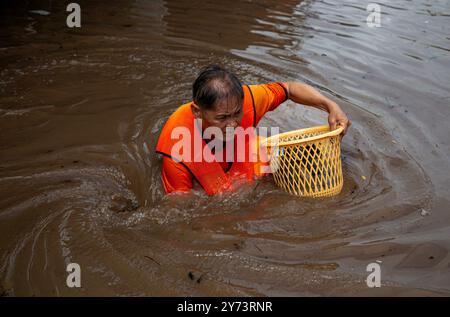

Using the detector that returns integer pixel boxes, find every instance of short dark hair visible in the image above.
[192,65,244,111]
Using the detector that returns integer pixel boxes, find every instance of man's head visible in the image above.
[191,65,244,139]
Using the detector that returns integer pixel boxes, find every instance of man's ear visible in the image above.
[191,102,202,119]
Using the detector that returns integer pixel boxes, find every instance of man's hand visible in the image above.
[327,101,351,136]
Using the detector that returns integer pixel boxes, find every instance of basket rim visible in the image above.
[261,124,344,148]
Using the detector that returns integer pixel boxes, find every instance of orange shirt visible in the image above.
[161,82,288,194]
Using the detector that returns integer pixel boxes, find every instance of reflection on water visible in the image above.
[1,0,450,296]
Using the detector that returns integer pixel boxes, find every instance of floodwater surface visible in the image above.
[1,0,450,296]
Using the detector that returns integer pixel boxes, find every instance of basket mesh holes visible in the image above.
[270,131,343,197]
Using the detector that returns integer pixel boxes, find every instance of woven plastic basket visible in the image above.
[261,125,344,198]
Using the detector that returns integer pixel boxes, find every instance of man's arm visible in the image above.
[283,82,351,135]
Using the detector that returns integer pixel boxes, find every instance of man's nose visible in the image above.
[226,119,239,129]
[226,118,239,128]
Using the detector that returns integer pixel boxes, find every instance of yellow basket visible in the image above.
[261,125,344,198]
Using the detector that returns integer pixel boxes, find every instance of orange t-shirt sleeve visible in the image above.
[161,156,193,194]
[249,82,288,123]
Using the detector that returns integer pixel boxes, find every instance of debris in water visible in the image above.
[110,195,139,213]
[361,175,367,180]
[144,255,160,266]
[29,10,50,16]
[420,209,429,216]
[196,274,205,284]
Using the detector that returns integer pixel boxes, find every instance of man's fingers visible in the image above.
[344,119,352,135]
[339,121,346,135]
[329,120,337,132]
[339,119,351,136]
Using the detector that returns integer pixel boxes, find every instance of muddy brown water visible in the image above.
[1,0,450,296]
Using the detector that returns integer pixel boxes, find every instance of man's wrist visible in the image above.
[322,99,334,113]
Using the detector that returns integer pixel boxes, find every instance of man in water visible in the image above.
[156,65,351,195]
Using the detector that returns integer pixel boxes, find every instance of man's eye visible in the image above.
[216,116,226,121]
[232,110,241,117]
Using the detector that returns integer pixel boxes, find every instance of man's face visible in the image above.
[192,99,243,140]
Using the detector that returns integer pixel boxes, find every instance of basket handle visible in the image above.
[335,123,345,137]
[335,123,344,130]
[262,124,344,148]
